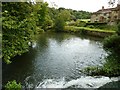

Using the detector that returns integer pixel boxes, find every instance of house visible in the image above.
[90,4,120,25]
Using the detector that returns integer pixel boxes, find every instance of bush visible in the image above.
[117,22,120,35]
[82,66,105,76]
[54,16,65,32]
[86,23,117,31]
[103,56,120,76]
[87,25,94,28]
[103,34,120,53]
[67,21,76,26]
[5,80,22,90]
[75,20,86,27]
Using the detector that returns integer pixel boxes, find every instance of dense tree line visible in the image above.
[48,7,91,21]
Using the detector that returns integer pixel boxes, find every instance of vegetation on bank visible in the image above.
[5,80,22,90]
[82,23,120,77]
[64,26,115,33]
[55,17,116,36]
[2,2,49,64]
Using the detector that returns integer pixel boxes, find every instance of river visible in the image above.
[2,32,120,89]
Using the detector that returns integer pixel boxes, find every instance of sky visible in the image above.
[44,0,118,12]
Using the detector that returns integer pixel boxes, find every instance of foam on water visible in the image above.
[32,42,37,48]
[36,76,120,89]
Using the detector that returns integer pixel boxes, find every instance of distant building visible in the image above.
[90,4,120,25]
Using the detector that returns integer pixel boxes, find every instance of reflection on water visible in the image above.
[3,32,108,88]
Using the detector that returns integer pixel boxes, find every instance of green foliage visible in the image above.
[102,23,120,76]
[86,23,117,31]
[117,22,120,35]
[36,2,48,26]
[103,55,120,76]
[84,22,120,77]
[53,9,71,32]
[64,26,115,33]
[48,7,91,25]
[83,53,120,77]
[82,66,105,76]
[48,7,59,21]
[5,80,22,90]
[70,10,91,20]
[87,25,95,28]
[75,20,86,27]
[54,16,65,32]
[2,2,48,63]
[42,15,53,31]
[103,34,120,53]
[66,21,76,26]
[48,7,91,21]
[58,9,71,22]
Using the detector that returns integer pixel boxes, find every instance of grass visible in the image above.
[86,24,117,31]
[80,19,90,23]
[65,26,116,33]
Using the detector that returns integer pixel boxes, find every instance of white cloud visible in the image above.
[44,0,117,12]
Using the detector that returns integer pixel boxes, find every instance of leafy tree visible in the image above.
[2,2,48,64]
[103,34,120,53]
[58,9,71,22]
[35,2,48,26]
[48,7,57,21]
[42,15,53,31]
[2,2,32,64]
[54,9,71,32]
[54,16,65,32]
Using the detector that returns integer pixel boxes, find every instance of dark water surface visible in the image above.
[3,32,119,88]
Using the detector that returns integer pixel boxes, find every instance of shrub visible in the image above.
[75,20,86,27]
[86,23,117,31]
[82,66,105,76]
[5,80,22,90]
[117,22,120,35]
[87,25,94,28]
[103,34,120,53]
[54,16,65,32]
[67,21,76,26]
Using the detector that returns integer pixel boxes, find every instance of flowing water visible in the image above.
[2,32,120,89]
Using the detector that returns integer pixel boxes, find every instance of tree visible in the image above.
[58,9,71,21]
[42,15,53,31]
[54,16,65,32]
[2,2,48,64]
[54,9,71,32]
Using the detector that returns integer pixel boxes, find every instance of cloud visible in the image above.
[44,0,117,12]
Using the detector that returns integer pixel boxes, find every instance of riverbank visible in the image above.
[64,26,116,38]
[58,26,119,77]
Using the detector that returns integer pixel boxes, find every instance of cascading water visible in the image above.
[35,76,120,89]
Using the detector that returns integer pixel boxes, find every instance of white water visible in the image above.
[36,76,120,89]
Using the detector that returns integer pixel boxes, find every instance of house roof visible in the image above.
[92,5,120,15]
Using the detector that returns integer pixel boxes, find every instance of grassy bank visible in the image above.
[64,26,115,37]
[65,26,115,33]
